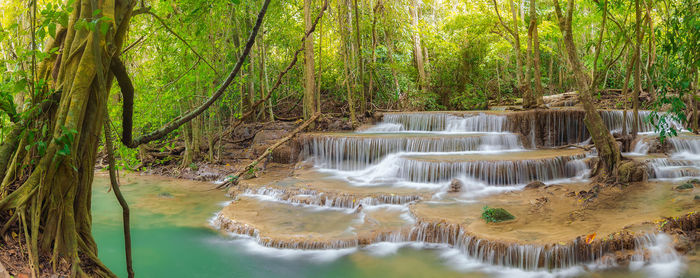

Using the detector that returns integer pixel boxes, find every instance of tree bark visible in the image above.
[339,0,359,126]
[632,0,643,137]
[529,0,545,107]
[553,0,621,175]
[410,0,428,95]
[303,0,317,126]
[621,50,636,136]
[492,0,523,88]
[354,0,366,115]
[0,1,137,276]
[368,0,381,111]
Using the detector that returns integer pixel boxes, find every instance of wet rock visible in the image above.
[448,179,463,193]
[372,112,384,123]
[328,119,352,131]
[525,181,545,190]
[616,160,648,183]
[672,234,692,253]
[251,129,301,164]
[354,204,363,214]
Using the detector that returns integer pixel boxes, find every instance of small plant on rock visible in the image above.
[481,206,515,223]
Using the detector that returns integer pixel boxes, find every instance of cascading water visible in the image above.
[214,110,696,276]
[302,133,523,170]
[368,112,508,133]
[303,111,592,188]
[647,136,700,180]
[392,153,586,185]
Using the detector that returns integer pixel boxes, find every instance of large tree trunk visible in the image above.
[303,0,317,125]
[553,0,621,175]
[0,1,136,276]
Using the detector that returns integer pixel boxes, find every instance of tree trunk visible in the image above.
[368,0,380,111]
[509,0,523,87]
[339,0,358,126]
[258,27,267,121]
[645,0,656,102]
[0,1,136,276]
[410,0,428,95]
[524,13,534,108]
[385,30,401,103]
[632,0,643,137]
[303,0,317,125]
[553,0,621,175]
[316,8,323,114]
[529,0,545,107]
[353,0,366,115]
[621,50,635,136]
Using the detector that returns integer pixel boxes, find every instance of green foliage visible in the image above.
[676,183,694,190]
[189,162,199,171]
[650,0,700,141]
[451,84,488,110]
[480,206,515,223]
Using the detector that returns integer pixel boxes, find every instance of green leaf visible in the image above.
[13,79,27,93]
[48,23,57,38]
[99,21,110,35]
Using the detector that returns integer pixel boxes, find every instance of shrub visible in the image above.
[481,206,515,223]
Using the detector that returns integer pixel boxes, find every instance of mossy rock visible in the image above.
[694,195,700,200]
[676,183,694,190]
[481,206,515,223]
[616,160,648,183]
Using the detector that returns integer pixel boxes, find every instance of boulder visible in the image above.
[616,160,648,183]
[525,180,545,190]
[448,179,463,193]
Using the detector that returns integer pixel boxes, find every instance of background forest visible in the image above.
[1,0,698,169]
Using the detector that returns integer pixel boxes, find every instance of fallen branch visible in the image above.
[551,144,594,151]
[218,113,321,189]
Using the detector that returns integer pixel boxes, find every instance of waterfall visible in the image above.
[646,137,700,179]
[647,158,700,179]
[242,186,422,209]
[394,153,587,185]
[302,134,523,170]
[668,137,700,155]
[599,110,683,134]
[374,113,508,133]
